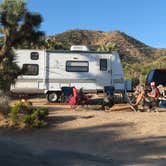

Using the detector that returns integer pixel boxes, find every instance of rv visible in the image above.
[11,46,125,102]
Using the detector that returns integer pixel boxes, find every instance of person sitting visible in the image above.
[132,83,144,106]
[134,80,144,97]
[144,82,160,111]
[132,82,160,111]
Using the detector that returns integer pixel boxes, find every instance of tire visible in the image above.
[46,92,59,103]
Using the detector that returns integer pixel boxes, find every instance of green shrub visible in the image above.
[31,120,48,128]
[8,102,48,128]
[8,105,19,125]
[23,108,48,128]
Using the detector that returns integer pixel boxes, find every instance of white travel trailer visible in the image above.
[11,46,125,102]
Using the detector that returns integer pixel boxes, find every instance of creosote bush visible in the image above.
[8,101,48,128]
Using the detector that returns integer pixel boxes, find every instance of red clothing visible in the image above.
[155,87,160,99]
[149,87,160,99]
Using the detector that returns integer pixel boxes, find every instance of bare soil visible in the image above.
[0,98,166,166]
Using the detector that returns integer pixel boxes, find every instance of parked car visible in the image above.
[145,69,166,87]
[145,69,166,99]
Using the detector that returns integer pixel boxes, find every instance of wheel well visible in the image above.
[46,91,62,102]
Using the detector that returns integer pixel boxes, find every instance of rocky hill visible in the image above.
[47,29,166,79]
[47,29,166,64]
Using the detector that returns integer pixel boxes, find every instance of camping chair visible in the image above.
[68,87,77,108]
[76,88,90,105]
[61,87,73,103]
[102,86,115,111]
[68,87,90,110]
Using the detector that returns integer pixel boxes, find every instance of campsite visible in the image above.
[0,97,165,165]
[0,0,166,166]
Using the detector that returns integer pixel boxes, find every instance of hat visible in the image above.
[150,82,155,86]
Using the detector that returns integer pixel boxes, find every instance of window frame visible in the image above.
[100,59,107,71]
[22,64,39,76]
[66,61,89,72]
[30,52,39,60]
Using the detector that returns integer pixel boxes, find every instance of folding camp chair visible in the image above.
[68,87,90,110]
[102,86,115,111]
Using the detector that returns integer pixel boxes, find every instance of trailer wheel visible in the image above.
[46,92,59,103]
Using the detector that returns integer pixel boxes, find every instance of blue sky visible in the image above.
[1,0,166,48]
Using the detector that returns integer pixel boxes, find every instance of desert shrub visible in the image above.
[23,108,48,128]
[8,102,48,128]
[8,102,28,125]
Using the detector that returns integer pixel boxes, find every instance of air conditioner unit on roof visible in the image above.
[70,45,89,51]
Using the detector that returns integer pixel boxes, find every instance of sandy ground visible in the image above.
[0,98,166,166]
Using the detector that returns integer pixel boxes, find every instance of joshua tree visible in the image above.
[97,42,118,52]
[0,0,44,92]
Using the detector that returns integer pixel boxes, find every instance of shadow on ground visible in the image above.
[0,114,166,165]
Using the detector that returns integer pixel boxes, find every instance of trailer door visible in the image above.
[97,55,112,88]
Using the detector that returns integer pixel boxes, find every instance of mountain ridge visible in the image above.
[47,29,166,63]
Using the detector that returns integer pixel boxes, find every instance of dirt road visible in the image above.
[0,98,166,166]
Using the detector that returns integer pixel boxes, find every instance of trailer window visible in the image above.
[100,59,107,71]
[66,61,89,72]
[31,52,39,60]
[22,64,39,75]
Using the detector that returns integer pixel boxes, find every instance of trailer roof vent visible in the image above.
[70,45,89,51]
